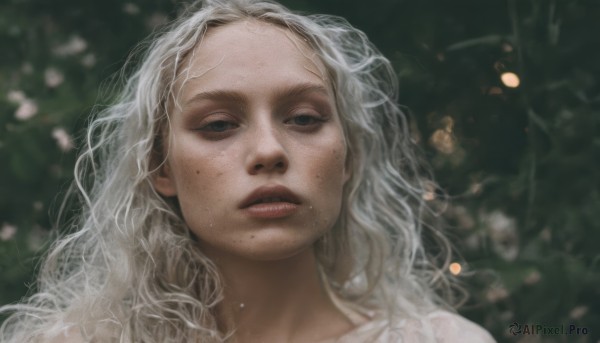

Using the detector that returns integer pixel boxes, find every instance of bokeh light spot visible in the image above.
[501,72,520,88]
[449,262,462,275]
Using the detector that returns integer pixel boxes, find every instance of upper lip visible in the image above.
[239,184,301,208]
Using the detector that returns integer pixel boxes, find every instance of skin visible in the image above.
[153,20,360,342]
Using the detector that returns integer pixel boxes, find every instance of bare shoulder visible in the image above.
[425,310,496,343]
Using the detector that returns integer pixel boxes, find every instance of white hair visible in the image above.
[0,1,459,342]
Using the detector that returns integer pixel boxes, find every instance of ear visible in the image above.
[342,165,352,185]
[153,162,178,197]
[342,147,353,185]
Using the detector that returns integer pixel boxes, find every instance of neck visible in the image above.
[206,247,355,343]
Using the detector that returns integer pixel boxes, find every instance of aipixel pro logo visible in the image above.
[509,321,589,336]
[508,322,522,335]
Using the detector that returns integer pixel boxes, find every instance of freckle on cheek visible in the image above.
[332,149,342,159]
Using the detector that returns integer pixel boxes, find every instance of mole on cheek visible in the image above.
[332,149,340,160]
[196,170,200,175]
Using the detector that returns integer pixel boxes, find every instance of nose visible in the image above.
[245,122,289,175]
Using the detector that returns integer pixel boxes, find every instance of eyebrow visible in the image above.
[183,82,330,107]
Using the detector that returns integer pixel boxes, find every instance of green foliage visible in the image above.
[1,0,598,341]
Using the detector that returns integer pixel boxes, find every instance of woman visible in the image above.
[1,0,495,342]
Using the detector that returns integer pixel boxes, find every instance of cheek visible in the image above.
[171,143,228,188]
[170,147,232,219]
[312,138,347,187]
[305,136,348,218]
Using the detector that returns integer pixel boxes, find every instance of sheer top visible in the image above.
[322,288,496,343]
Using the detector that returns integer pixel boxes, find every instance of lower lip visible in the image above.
[242,202,299,218]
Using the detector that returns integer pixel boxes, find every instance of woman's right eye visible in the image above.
[198,120,238,133]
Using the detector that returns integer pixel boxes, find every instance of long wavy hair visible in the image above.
[0,1,457,342]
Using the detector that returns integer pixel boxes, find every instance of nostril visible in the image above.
[249,156,288,174]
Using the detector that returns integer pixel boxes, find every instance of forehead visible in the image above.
[175,19,330,103]
[202,19,308,56]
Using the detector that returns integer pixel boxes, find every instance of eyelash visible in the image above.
[197,120,238,133]
[195,113,327,138]
[285,114,327,127]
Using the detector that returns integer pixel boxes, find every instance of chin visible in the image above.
[205,229,322,262]
[243,244,313,262]
[247,234,322,261]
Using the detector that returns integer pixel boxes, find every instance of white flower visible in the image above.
[123,3,140,15]
[485,285,509,303]
[421,181,437,201]
[27,226,49,252]
[81,53,96,68]
[469,182,483,195]
[45,67,64,88]
[523,270,541,285]
[482,210,519,261]
[540,227,552,241]
[453,205,475,229]
[21,62,34,74]
[146,13,168,30]
[52,127,74,151]
[464,233,482,250]
[33,201,44,211]
[429,128,456,154]
[0,223,17,241]
[52,35,87,56]
[569,306,588,320]
[15,99,38,120]
[7,90,26,104]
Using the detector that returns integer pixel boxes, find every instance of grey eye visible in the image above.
[292,115,318,125]
[201,120,237,132]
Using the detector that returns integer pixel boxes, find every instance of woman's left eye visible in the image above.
[287,114,324,127]
[200,120,237,132]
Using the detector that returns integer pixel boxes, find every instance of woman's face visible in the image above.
[154,20,350,261]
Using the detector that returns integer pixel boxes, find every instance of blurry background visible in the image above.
[1,0,598,341]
